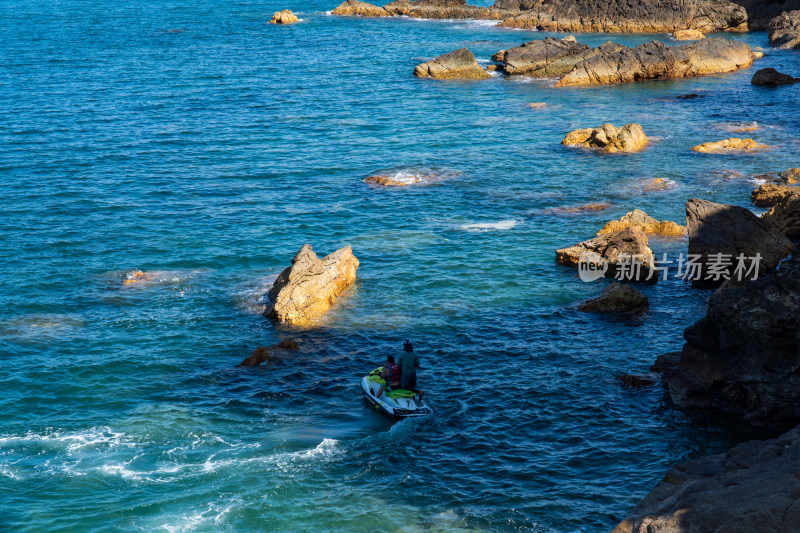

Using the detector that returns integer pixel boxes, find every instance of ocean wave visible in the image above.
[460,220,518,231]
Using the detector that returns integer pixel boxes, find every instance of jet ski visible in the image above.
[361,367,432,419]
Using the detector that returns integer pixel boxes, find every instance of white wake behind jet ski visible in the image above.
[361,367,432,419]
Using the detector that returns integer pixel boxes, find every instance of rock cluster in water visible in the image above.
[264,244,359,326]
[562,123,648,153]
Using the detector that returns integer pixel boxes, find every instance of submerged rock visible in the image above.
[598,209,686,237]
[555,38,753,87]
[768,10,800,49]
[562,123,647,153]
[751,67,798,86]
[672,29,705,40]
[751,183,800,207]
[269,9,299,24]
[612,425,800,532]
[413,48,491,79]
[264,244,359,326]
[577,282,649,314]
[542,202,612,215]
[556,227,658,282]
[617,373,658,388]
[239,339,299,366]
[331,0,390,16]
[691,137,769,153]
[686,198,794,285]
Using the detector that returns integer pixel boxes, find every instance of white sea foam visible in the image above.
[234,274,277,314]
[0,426,136,453]
[460,220,518,231]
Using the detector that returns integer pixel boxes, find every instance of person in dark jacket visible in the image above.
[397,340,423,399]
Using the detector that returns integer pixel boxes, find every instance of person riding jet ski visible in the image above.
[398,340,423,400]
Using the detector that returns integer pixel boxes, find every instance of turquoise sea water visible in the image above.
[2,1,800,531]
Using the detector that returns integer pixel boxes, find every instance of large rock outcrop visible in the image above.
[413,48,491,79]
[556,227,658,282]
[598,209,686,236]
[577,282,649,314]
[495,36,624,77]
[562,123,648,153]
[768,9,800,49]
[686,198,793,284]
[264,244,359,326]
[555,38,754,87]
[496,0,748,32]
[658,251,800,433]
[612,424,800,532]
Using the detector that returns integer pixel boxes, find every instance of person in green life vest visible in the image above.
[398,340,423,400]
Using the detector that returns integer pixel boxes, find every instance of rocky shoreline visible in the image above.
[333,0,800,34]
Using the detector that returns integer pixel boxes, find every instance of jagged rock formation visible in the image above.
[556,227,658,282]
[555,38,753,86]
[751,183,799,207]
[413,48,491,79]
[685,198,794,284]
[577,282,649,314]
[264,244,359,326]
[751,67,799,86]
[612,424,800,532]
[768,9,800,48]
[598,209,686,236]
[562,123,648,153]
[692,137,769,153]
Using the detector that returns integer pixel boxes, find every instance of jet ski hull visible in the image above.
[361,372,431,420]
